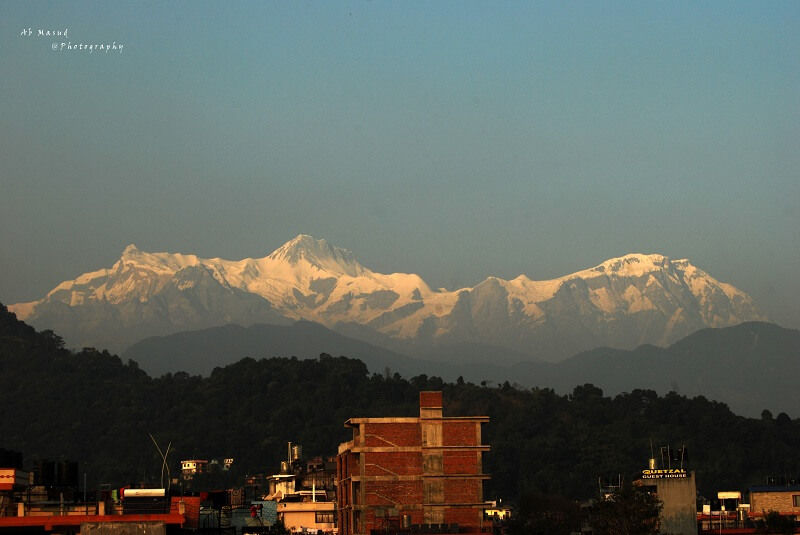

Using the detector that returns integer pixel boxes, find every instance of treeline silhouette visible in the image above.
[1,302,798,501]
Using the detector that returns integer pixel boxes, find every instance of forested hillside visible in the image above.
[1,303,798,501]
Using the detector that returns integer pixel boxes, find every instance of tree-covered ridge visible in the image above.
[1,302,798,501]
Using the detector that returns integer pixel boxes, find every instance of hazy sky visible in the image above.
[1,1,798,329]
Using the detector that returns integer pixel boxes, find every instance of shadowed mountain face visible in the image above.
[508,321,800,418]
[122,320,800,418]
[122,321,443,379]
[11,235,766,359]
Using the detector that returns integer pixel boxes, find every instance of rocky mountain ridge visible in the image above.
[10,235,767,358]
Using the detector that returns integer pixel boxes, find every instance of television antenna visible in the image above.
[149,433,172,489]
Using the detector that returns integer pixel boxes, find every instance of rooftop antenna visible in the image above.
[149,433,172,489]
[649,438,656,470]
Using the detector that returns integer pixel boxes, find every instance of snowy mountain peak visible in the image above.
[9,239,768,359]
[267,234,364,277]
[116,244,200,275]
[586,253,674,277]
[122,244,141,257]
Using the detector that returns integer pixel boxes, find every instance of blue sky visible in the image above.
[1,1,798,329]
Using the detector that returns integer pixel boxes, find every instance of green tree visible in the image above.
[589,483,663,535]
[507,489,580,535]
[755,510,797,535]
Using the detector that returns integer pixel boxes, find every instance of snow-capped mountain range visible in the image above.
[9,235,767,360]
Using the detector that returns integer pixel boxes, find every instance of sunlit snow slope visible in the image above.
[9,235,767,359]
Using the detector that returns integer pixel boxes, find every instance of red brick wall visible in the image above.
[172,496,201,529]
[337,392,488,534]
[365,510,376,527]
[445,506,482,527]
[364,451,423,476]
[366,480,424,506]
[442,421,478,447]
[340,479,350,506]
[420,391,443,409]
[444,479,482,504]
[443,450,478,475]
[338,452,358,478]
[364,422,421,447]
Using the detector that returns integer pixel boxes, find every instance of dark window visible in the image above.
[316,511,335,523]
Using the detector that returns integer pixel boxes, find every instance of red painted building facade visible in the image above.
[336,391,490,535]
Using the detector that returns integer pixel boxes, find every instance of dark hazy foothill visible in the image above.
[124,319,800,418]
[511,321,800,418]
[2,301,799,504]
[123,320,504,382]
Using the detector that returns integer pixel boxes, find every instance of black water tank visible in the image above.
[34,459,55,486]
[56,460,79,487]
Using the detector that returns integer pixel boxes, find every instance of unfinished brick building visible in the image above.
[336,391,490,535]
